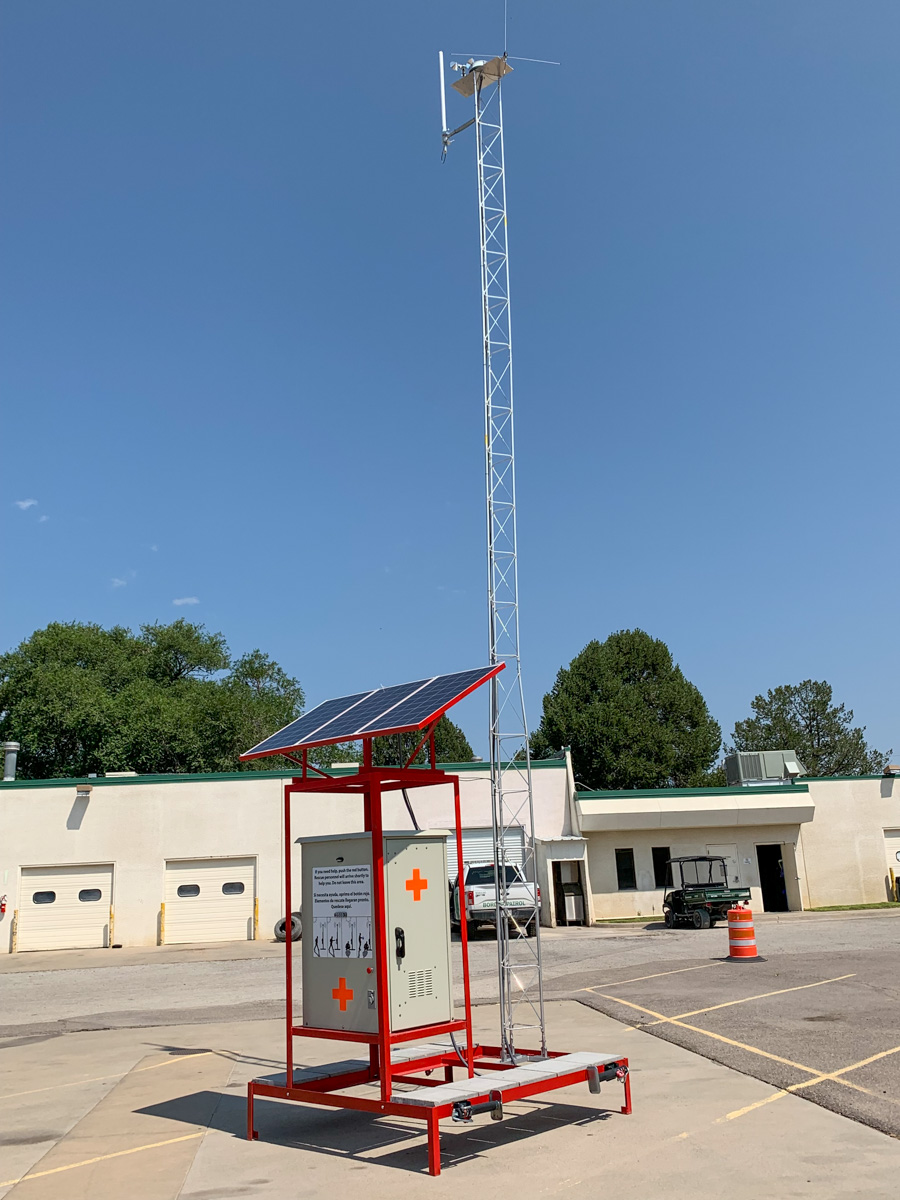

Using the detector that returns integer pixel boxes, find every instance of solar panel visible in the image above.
[240,664,503,760]
[239,689,374,760]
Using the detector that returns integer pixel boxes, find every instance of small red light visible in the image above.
[367,967,373,974]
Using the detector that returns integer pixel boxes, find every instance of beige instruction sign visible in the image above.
[311,864,373,959]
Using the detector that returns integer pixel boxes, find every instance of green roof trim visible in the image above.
[0,759,567,790]
[577,782,810,801]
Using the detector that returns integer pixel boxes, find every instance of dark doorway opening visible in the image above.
[552,861,567,925]
[756,844,788,912]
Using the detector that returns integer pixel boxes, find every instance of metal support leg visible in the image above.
[247,1083,258,1140]
[427,1111,441,1176]
[444,1063,454,1083]
[621,1069,632,1116]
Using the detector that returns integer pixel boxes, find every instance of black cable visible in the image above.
[449,1031,480,1074]
[402,787,420,831]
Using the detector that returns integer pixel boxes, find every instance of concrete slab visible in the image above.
[181,1002,900,1197]
[2,1049,232,1199]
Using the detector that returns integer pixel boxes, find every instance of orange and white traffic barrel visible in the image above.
[727,905,763,962]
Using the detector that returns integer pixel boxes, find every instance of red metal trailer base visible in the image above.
[247,1042,631,1176]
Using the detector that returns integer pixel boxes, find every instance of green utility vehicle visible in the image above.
[662,855,751,929]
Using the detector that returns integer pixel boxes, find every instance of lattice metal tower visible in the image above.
[440,52,546,1062]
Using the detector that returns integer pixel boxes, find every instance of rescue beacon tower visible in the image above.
[241,666,630,1176]
[440,52,545,1062]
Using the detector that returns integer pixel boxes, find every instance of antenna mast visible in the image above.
[441,53,546,1062]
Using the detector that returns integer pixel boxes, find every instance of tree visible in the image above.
[731,680,890,777]
[0,621,307,778]
[530,629,722,790]
[371,715,474,767]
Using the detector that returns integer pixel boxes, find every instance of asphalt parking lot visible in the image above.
[559,914,900,1138]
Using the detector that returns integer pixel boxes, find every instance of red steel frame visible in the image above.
[246,736,631,1176]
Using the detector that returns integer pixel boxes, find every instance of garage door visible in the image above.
[164,857,256,944]
[17,863,113,952]
[445,827,525,879]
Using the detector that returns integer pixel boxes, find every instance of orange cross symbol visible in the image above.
[332,977,353,1011]
[406,868,428,902]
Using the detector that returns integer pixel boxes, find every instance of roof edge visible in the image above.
[0,758,567,790]
[577,782,811,801]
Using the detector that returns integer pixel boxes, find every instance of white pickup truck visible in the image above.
[450,862,539,937]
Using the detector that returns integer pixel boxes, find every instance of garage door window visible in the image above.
[222,882,244,895]
[32,891,56,904]
[78,889,102,902]
[177,884,200,898]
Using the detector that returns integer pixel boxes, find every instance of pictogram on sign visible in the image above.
[332,977,354,1011]
[406,868,428,901]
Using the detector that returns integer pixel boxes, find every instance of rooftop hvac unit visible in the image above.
[725,750,806,786]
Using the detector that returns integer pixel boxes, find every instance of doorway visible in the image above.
[756,844,788,912]
[552,862,567,925]
[551,860,586,926]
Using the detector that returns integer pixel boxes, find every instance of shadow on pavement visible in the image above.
[136,1090,619,1174]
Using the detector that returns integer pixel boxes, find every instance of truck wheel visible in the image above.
[465,920,479,941]
[274,913,302,942]
[692,909,710,930]
[664,910,675,928]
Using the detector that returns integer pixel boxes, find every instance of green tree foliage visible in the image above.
[731,680,890,777]
[371,715,474,767]
[530,629,722,790]
[0,620,309,778]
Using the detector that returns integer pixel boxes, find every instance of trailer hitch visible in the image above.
[452,1090,503,1123]
[587,1064,629,1093]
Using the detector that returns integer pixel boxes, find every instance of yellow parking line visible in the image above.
[0,1050,214,1101]
[580,963,724,991]
[593,981,898,1129]
[0,1131,204,1188]
[591,992,822,1074]
[655,974,856,1022]
[721,1043,900,1123]
[790,1043,900,1091]
[721,1091,791,1121]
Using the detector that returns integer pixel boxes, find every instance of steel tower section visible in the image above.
[443,55,546,1062]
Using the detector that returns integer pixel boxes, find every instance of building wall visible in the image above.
[577,775,900,917]
[0,762,572,953]
[584,823,803,919]
[797,776,900,907]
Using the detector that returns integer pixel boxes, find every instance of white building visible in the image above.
[577,773,900,918]
[1,758,897,953]
[0,759,585,954]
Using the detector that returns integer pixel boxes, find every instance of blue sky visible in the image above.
[3,2,900,760]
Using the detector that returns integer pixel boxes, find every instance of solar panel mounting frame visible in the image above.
[240,664,504,760]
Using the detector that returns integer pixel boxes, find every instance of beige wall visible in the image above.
[797,776,900,907]
[0,764,571,953]
[579,775,900,917]
[584,823,804,919]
